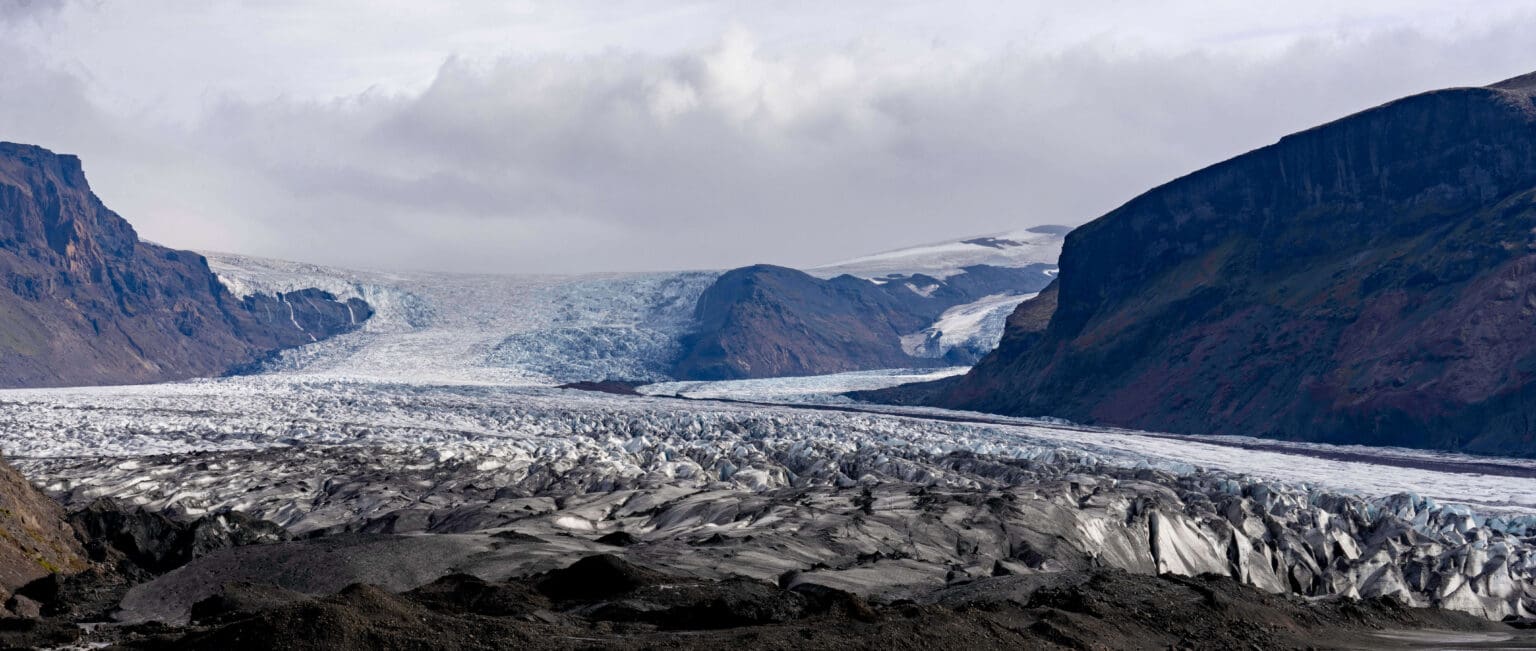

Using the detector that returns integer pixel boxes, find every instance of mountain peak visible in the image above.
[0,141,88,191]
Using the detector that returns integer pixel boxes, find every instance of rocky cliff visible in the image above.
[934,72,1536,455]
[672,263,1053,380]
[0,454,85,613]
[0,143,371,388]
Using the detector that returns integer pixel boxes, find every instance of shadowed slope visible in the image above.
[937,72,1536,455]
[0,142,371,388]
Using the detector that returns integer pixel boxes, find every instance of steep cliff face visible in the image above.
[0,143,371,388]
[938,73,1536,455]
[671,263,1053,380]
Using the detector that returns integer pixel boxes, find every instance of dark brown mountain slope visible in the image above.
[0,142,371,388]
[934,72,1536,455]
[672,263,1054,380]
[0,453,85,611]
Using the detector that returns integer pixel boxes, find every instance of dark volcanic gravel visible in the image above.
[45,555,1526,651]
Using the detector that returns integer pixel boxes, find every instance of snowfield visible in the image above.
[202,251,1031,385]
[811,225,1068,280]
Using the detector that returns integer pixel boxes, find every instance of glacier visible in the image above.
[3,377,1536,619]
[204,252,719,384]
[0,248,1533,621]
[901,292,1038,360]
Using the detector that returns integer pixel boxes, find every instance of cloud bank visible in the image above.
[2,2,1534,272]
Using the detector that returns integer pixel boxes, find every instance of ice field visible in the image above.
[1,249,1534,618]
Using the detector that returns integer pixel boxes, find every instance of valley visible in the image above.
[4,63,1536,649]
[6,229,1535,645]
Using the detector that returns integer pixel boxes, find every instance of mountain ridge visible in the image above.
[0,142,372,388]
[921,71,1536,455]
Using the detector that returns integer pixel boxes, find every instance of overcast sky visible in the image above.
[2,1,1535,273]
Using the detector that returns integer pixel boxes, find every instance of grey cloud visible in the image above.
[0,0,61,20]
[3,18,1536,273]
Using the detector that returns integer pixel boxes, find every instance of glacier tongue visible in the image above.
[202,252,718,384]
[902,292,1036,360]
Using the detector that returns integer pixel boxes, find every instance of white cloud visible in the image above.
[2,2,1535,273]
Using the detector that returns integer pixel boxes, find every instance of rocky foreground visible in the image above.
[2,379,1534,635]
[0,494,1526,650]
[0,453,1531,648]
[8,550,1522,650]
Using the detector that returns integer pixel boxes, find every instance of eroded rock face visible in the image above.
[0,454,85,603]
[937,72,1536,455]
[68,498,292,575]
[0,142,371,388]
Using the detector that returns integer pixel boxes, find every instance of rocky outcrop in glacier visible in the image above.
[672,263,1054,380]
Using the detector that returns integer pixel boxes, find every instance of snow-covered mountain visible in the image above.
[810,224,1069,281]
[668,226,1071,380]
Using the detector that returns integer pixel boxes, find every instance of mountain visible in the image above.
[670,228,1066,380]
[179,226,1066,385]
[0,143,372,388]
[927,71,1536,455]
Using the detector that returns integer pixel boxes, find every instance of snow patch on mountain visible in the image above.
[811,225,1069,280]
[902,292,1036,359]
